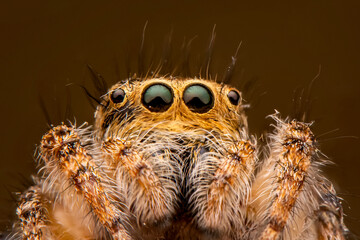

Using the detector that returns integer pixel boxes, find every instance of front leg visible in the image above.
[250,116,347,240]
[189,131,257,235]
[40,125,132,240]
[16,185,51,240]
[259,119,314,240]
[102,138,179,225]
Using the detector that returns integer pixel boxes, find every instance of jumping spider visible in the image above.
[13,77,348,239]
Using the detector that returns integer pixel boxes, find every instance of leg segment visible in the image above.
[259,120,315,240]
[40,125,131,240]
[190,135,256,234]
[316,186,348,240]
[250,117,347,240]
[102,138,178,224]
[16,185,50,240]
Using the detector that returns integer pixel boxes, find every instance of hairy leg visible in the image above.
[259,119,314,239]
[16,185,51,240]
[39,125,131,240]
[189,131,257,235]
[315,185,348,240]
[250,116,347,240]
[102,137,179,225]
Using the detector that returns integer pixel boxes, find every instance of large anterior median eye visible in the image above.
[142,84,173,112]
[183,84,213,113]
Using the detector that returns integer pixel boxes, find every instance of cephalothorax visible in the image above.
[13,77,348,240]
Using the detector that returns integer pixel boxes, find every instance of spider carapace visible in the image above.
[14,77,348,240]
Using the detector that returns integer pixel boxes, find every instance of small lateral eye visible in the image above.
[110,89,125,104]
[183,84,213,113]
[227,90,240,105]
[142,84,173,112]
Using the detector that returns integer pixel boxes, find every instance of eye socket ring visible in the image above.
[110,88,126,104]
[142,83,174,112]
[227,90,241,105]
[183,84,214,113]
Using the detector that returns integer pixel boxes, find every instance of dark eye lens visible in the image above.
[227,90,240,105]
[142,84,173,112]
[183,84,213,113]
[110,89,125,103]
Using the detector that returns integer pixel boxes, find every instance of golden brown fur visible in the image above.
[11,77,348,240]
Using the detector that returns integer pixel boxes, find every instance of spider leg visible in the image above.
[315,185,348,240]
[190,132,257,234]
[16,185,51,240]
[250,117,347,240]
[102,138,178,224]
[40,124,131,240]
[258,119,315,240]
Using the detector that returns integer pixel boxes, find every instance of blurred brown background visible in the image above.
[1,0,359,237]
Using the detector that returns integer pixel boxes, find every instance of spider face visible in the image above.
[93,78,251,233]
